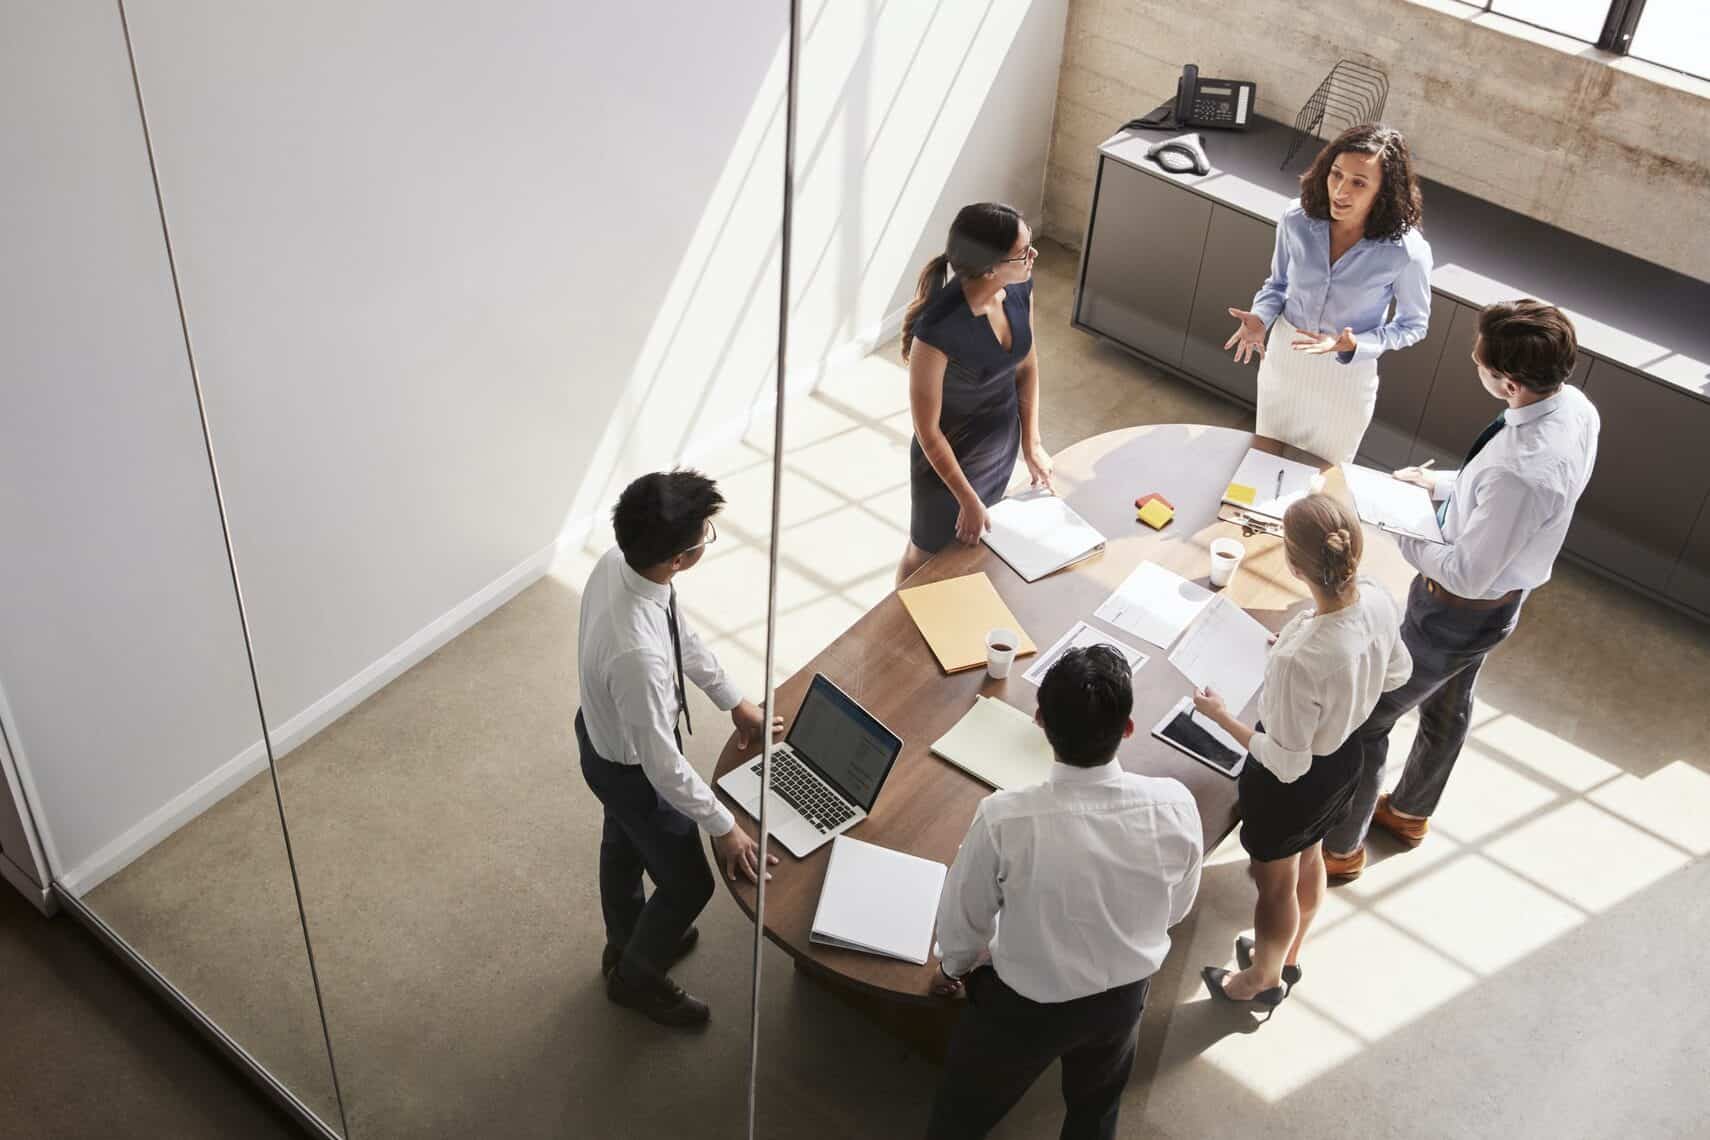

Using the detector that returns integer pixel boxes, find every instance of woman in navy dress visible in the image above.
[896,203,1054,585]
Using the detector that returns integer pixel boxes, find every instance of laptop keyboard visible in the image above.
[749,749,855,833]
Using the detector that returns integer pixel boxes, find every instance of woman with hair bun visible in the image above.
[1191,494,1413,1010]
[1225,123,1432,465]
[896,202,1052,584]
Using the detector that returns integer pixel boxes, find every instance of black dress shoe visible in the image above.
[1202,967,1287,1018]
[1235,936,1303,992]
[601,925,700,978]
[605,968,710,1028]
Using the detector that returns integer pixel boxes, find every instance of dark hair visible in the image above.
[611,469,724,571]
[900,202,1024,360]
[1476,299,1578,394]
[1283,493,1363,595]
[1036,645,1133,767]
[1299,123,1422,242]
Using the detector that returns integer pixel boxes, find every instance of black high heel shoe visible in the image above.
[1236,936,1302,993]
[1202,967,1287,1015]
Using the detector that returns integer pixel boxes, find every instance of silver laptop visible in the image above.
[716,674,903,858]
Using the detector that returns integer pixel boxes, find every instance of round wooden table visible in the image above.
[713,424,1414,1006]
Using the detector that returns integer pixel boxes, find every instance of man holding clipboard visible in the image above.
[1323,301,1600,879]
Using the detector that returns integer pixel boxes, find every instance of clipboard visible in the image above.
[897,572,1036,674]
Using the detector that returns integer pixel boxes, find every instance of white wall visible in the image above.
[0,3,268,893]
[1,0,1070,886]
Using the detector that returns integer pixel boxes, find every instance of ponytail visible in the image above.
[900,254,950,361]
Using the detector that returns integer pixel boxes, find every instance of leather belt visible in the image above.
[1423,578,1522,610]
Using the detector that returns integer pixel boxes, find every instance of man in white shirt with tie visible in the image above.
[926,645,1203,1140]
[577,470,778,1027]
[1324,300,1600,878]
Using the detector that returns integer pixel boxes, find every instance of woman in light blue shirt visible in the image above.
[1226,123,1432,464]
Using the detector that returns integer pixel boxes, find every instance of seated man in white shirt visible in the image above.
[577,470,779,1028]
[1324,301,1600,878]
[926,646,1203,1140]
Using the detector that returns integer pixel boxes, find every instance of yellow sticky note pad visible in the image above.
[1225,482,1256,505]
[1137,499,1174,529]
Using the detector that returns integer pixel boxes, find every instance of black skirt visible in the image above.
[1237,726,1362,862]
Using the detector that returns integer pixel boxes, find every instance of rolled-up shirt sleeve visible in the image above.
[1342,238,1432,365]
[1250,219,1293,327]
[935,804,1002,978]
[1248,658,1320,784]
[677,611,743,711]
[609,648,735,836]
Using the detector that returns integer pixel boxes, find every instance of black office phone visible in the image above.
[1125,64,1257,132]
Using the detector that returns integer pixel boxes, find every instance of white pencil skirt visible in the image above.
[1253,315,1379,465]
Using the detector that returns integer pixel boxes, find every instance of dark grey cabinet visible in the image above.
[1567,360,1710,592]
[1074,158,1212,368]
[1667,492,1710,613]
[1360,294,1455,470]
[1180,205,1276,405]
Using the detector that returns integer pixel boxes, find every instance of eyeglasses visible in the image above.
[998,245,1039,265]
[680,520,718,556]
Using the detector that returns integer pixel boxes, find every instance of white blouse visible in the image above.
[1249,577,1413,783]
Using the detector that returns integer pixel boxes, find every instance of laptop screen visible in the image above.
[786,674,902,812]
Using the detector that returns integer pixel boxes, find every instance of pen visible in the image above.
[1419,459,1436,470]
[1274,471,1284,499]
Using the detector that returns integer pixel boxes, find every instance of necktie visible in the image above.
[667,588,691,736]
[1439,412,1506,527]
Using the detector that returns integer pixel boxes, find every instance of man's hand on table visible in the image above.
[712,823,778,884]
[731,699,785,751]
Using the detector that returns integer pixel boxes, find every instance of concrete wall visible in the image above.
[1041,0,1710,282]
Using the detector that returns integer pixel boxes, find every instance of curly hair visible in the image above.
[1299,123,1422,242]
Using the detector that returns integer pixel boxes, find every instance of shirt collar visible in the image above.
[614,549,672,607]
[1504,389,1564,427]
[1049,757,1124,784]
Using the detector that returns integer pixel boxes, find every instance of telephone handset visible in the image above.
[1125,64,1256,132]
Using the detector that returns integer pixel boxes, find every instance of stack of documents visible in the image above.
[983,493,1107,582]
[898,572,1036,673]
[1343,463,1447,544]
[1167,595,1273,714]
[1222,449,1322,519]
[931,695,1057,790]
[810,836,947,964]
[1093,562,1214,649]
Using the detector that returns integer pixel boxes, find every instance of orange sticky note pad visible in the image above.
[1137,499,1174,529]
[1225,482,1256,505]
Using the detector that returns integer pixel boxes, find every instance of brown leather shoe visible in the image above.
[1324,846,1366,882]
[1372,794,1429,848]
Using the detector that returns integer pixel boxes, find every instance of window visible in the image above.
[1450,1,1710,82]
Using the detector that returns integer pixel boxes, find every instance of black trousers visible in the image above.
[576,711,714,980]
[925,967,1150,1140]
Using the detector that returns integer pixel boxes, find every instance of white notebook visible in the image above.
[983,493,1106,582]
[1343,462,1447,544]
[1221,449,1321,520]
[810,836,947,965]
[931,695,1056,790]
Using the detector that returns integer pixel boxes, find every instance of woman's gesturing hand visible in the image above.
[1224,308,1267,365]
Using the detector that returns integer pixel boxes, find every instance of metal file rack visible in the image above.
[1281,59,1389,169]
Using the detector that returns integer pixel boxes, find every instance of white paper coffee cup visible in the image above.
[986,628,1019,679]
[1209,538,1245,588]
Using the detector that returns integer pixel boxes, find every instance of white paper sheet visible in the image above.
[1022,620,1150,686]
[1093,562,1214,649]
[1221,449,1322,519]
[1167,594,1272,714]
[1343,463,1447,544]
[983,493,1107,582]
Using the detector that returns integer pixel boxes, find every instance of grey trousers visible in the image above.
[1325,576,1523,855]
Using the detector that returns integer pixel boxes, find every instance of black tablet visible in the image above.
[1151,697,1246,778]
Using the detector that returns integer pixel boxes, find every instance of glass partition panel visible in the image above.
[1,2,342,1129]
[119,1,789,1134]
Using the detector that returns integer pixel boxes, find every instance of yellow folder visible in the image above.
[897,572,1036,674]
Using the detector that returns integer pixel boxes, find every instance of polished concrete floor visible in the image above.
[47,238,1710,1138]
